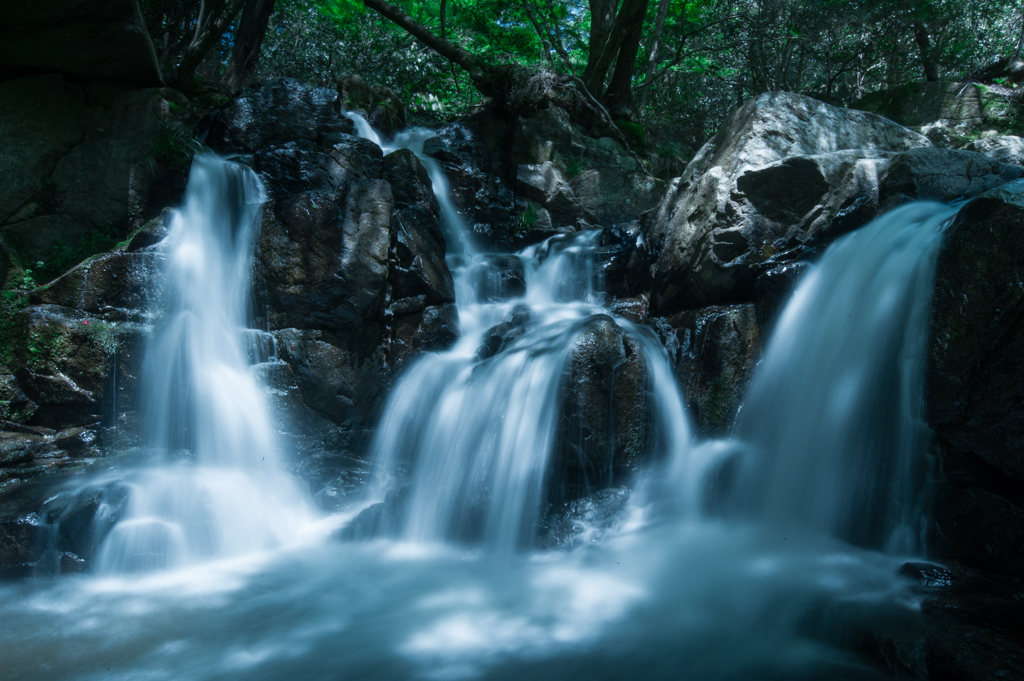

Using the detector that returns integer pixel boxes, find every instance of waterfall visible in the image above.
[734,201,959,552]
[94,154,314,573]
[345,114,693,553]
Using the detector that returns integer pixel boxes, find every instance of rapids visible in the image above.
[0,116,961,680]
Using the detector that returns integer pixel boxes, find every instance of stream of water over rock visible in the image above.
[0,117,962,679]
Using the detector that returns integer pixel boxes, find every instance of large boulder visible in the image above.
[548,316,653,503]
[0,75,189,269]
[0,0,162,87]
[648,92,932,313]
[255,139,393,331]
[928,180,1024,482]
[654,305,760,437]
[927,180,1024,577]
[205,79,354,155]
[963,135,1024,166]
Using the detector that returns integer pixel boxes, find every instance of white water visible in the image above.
[735,202,959,553]
[0,122,958,679]
[94,154,316,573]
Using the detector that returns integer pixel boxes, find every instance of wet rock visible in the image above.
[537,486,631,548]
[383,149,439,217]
[389,303,460,372]
[37,482,129,566]
[753,261,812,335]
[391,207,454,306]
[337,486,409,539]
[337,75,405,137]
[647,92,930,313]
[549,316,652,504]
[880,147,1023,208]
[0,0,163,87]
[655,304,760,437]
[422,123,518,246]
[258,178,393,330]
[474,255,526,302]
[205,79,352,154]
[414,305,460,351]
[0,514,42,579]
[963,135,1024,166]
[596,223,652,299]
[273,328,389,427]
[30,248,160,320]
[928,180,1024,484]
[607,295,649,325]
[476,306,531,361]
[6,305,144,429]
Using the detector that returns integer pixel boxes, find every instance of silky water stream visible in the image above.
[0,121,961,679]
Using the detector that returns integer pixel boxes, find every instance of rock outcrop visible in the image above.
[927,180,1024,578]
[548,316,653,504]
[647,91,932,314]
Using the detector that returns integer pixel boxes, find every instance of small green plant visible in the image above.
[515,203,539,234]
[148,121,198,173]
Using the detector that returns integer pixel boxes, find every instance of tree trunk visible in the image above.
[583,0,648,101]
[174,0,247,91]
[914,23,939,82]
[604,2,646,118]
[225,0,276,92]
[638,0,671,108]
[583,0,619,91]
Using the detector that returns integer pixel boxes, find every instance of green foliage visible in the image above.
[38,229,121,282]
[515,202,540,233]
[149,121,198,172]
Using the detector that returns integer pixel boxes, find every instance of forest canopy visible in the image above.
[142,0,1024,153]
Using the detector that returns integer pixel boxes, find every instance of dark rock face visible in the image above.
[0,75,188,265]
[423,120,519,247]
[647,92,931,314]
[928,181,1024,484]
[391,208,454,305]
[926,180,1024,581]
[0,0,163,87]
[596,223,652,299]
[880,147,1023,208]
[205,79,354,155]
[258,167,393,330]
[753,261,811,335]
[215,80,459,453]
[655,305,760,437]
[549,316,652,504]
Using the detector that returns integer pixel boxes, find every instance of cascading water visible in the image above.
[94,153,314,573]
[734,202,959,552]
[346,114,693,553]
[0,118,964,681]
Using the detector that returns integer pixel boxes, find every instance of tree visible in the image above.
[226,0,278,91]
